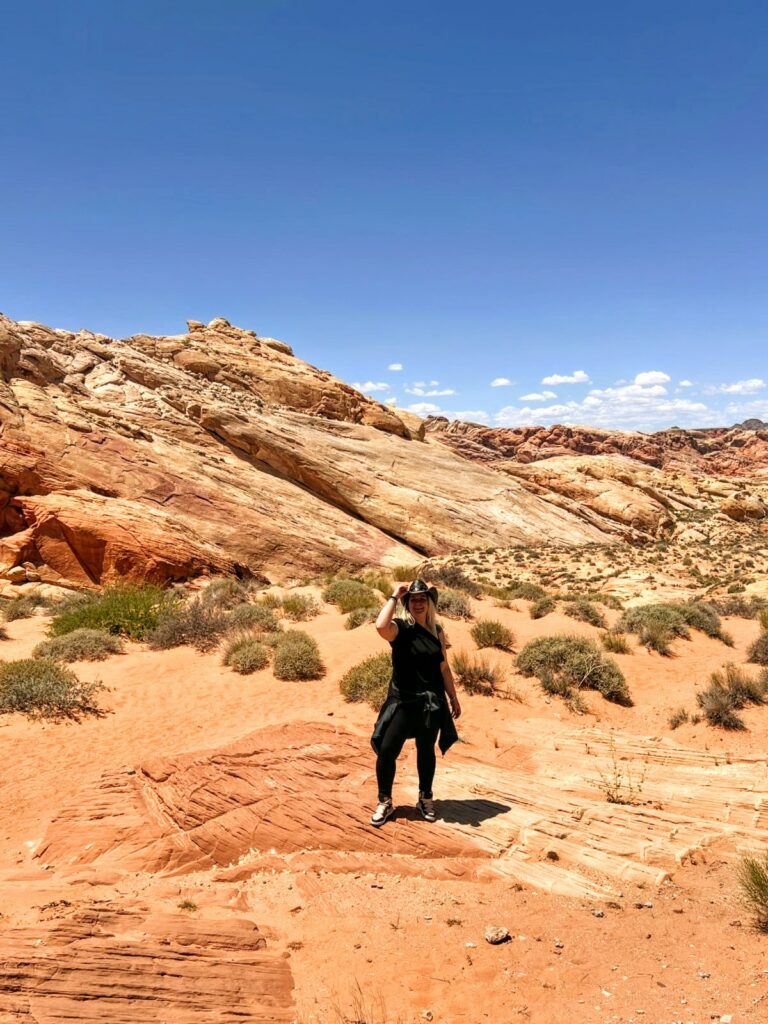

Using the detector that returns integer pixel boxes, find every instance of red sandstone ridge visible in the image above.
[0,314,610,589]
[425,417,768,477]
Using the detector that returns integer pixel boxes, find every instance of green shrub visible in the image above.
[563,598,607,629]
[428,565,482,597]
[505,581,547,601]
[530,596,555,619]
[228,603,281,632]
[3,593,49,621]
[223,635,271,674]
[749,633,768,666]
[517,635,632,706]
[50,584,171,640]
[361,571,393,597]
[617,601,731,649]
[452,650,502,696]
[33,629,123,663]
[470,619,514,651]
[668,707,689,730]
[322,580,379,613]
[273,631,325,680]
[711,596,767,619]
[280,594,320,621]
[436,589,472,620]
[695,664,768,730]
[201,578,250,609]
[678,602,732,644]
[345,606,378,630]
[737,851,768,930]
[148,598,230,652]
[339,651,391,707]
[601,631,631,654]
[392,564,421,582]
[257,591,283,609]
[638,620,675,656]
[0,658,105,720]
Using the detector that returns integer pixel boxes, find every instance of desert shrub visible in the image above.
[678,601,732,644]
[749,633,768,666]
[517,635,632,706]
[223,635,271,674]
[0,658,105,720]
[273,631,325,680]
[711,596,767,619]
[486,581,546,602]
[0,625,7,641]
[33,628,123,663]
[617,601,731,650]
[201,578,249,609]
[361,570,393,596]
[452,649,502,696]
[3,593,49,621]
[392,564,421,582]
[339,651,391,707]
[257,591,283,609]
[530,596,555,619]
[638,620,675,655]
[563,598,607,629]
[470,619,514,651]
[668,707,689,730]
[322,579,379,613]
[601,631,631,654]
[437,589,472,620]
[148,598,230,652]
[428,564,482,597]
[280,594,320,621]
[50,584,171,640]
[737,851,768,930]
[695,664,768,730]
[345,606,378,630]
[228,602,281,632]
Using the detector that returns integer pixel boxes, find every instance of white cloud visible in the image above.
[519,390,557,402]
[679,379,693,387]
[715,378,765,395]
[491,377,513,387]
[634,370,671,386]
[405,383,456,397]
[407,402,442,416]
[384,396,398,406]
[541,369,590,385]
[388,363,403,371]
[406,402,489,424]
[352,380,390,394]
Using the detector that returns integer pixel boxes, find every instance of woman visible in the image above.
[370,578,461,827]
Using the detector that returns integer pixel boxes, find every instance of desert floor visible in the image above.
[1,593,767,1023]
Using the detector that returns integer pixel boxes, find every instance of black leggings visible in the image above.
[376,705,440,801]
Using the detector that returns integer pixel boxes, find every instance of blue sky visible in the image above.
[1,1,766,430]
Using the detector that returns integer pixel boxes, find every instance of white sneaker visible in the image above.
[417,792,436,822]
[370,798,393,827]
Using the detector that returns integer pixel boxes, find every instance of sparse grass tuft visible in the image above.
[361,570,393,597]
[0,658,106,720]
[148,598,230,652]
[273,630,325,680]
[281,594,320,621]
[601,631,631,654]
[517,635,632,706]
[33,628,123,662]
[177,899,198,912]
[392,564,421,582]
[257,591,283,609]
[345,606,378,630]
[737,851,768,930]
[437,589,473,620]
[748,633,768,666]
[530,596,556,619]
[695,664,768,730]
[200,578,250,610]
[3,593,49,621]
[322,579,379,613]
[563,598,607,628]
[339,651,391,707]
[228,602,281,632]
[470,619,515,651]
[452,649,502,696]
[668,707,689,730]
[50,584,171,640]
[223,634,271,674]
[428,564,482,597]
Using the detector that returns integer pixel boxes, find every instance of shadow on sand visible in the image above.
[392,798,510,828]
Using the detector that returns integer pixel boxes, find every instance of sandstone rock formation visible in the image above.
[0,314,611,588]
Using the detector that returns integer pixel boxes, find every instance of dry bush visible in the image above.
[200,578,250,610]
[668,707,689,730]
[281,594,320,621]
[322,579,379,613]
[617,601,731,651]
[50,584,171,640]
[33,628,123,663]
[711,596,767,619]
[339,651,391,707]
[257,591,283,609]
[563,598,607,629]
[451,649,502,696]
[470,619,514,651]
[517,635,632,706]
[696,663,768,730]
[530,596,556,619]
[601,631,631,654]
[345,606,378,630]
[223,635,271,674]
[737,850,768,930]
[273,631,325,680]
[0,658,106,720]
[392,564,421,582]
[148,598,230,652]
[228,603,281,632]
[360,570,393,596]
[437,589,472,620]
[3,593,49,622]
[428,564,482,597]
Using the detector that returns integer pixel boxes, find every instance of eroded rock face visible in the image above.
[0,314,612,586]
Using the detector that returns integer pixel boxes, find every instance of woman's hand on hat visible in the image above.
[391,583,410,601]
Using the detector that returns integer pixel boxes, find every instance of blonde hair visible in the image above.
[396,597,439,637]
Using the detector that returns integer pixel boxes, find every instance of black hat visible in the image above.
[402,578,439,608]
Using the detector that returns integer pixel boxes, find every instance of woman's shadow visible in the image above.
[392,798,510,828]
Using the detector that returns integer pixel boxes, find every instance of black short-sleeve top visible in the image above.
[389,621,445,698]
